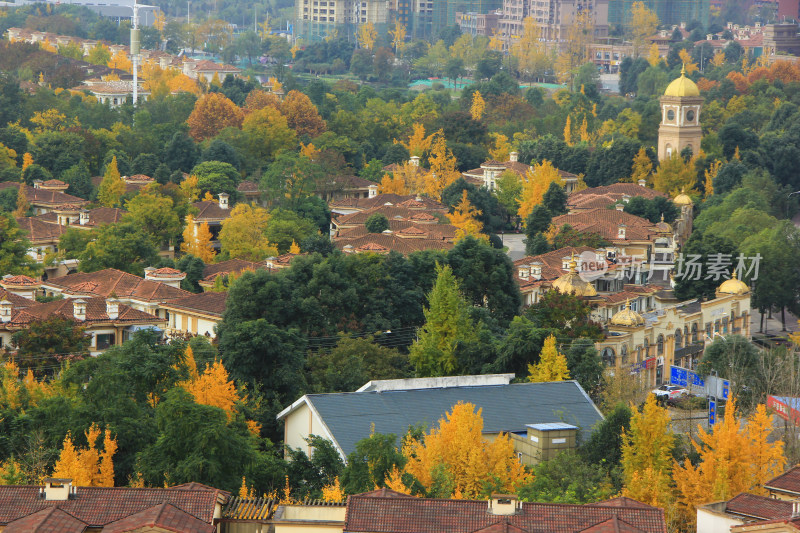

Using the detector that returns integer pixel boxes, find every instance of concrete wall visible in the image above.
[283,401,337,458]
[696,507,744,533]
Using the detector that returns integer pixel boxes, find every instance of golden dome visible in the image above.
[655,213,672,233]
[610,299,646,327]
[551,254,598,297]
[673,188,693,206]
[718,270,750,295]
[664,64,700,97]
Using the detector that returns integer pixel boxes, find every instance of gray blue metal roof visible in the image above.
[304,380,603,457]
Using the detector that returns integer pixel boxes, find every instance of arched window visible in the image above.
[636,346,642,362]
[722,317,729,334]
[675,329,683,349]
[657,334,664,355]
[643,338,650,358]
[601,347,616,367]
[621,345,628,365]
[691,323,698,343]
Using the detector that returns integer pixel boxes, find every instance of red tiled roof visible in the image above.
[237,180,259,193]
[191,59,240,72]
[766,466,800,495]
[513,246,599,287]
[725,493,792,520]
[336,220,456,241]
[595,497,658,509]
[335,206,444,228]
[40,179,68,188]
[2,506,88,533]
[16,216,68,243]
[22,297,166,325]
[35,208,127,228]
[1,275,39,286]
[0,485,221,527]
[0,183,87,208]
[192,201,231,222]
[337,234,454,255]
[567,184,667,211]
[0,289,36,308]
[160,291,228,317]
[343,494,667,533]
[44,269,191,303]
[148,267,185,278]
[551,209,659,242]
[103,502,215,533]
[578,516,647,532]
[202,259,261,279]
[329,194,446,212]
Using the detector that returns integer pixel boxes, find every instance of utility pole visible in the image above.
[131,0,140,108]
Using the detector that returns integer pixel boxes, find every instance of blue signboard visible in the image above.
[670,367,688,387]
[722,380,730,400]
[690,372,705,387]
[709,398,716,426]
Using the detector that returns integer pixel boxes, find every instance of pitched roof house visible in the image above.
[0,479,227,532]
[566,182,667,213]
[462,152,580,193]
[344,491,668,533]
[277,377,603,461]
[0,182,88,215]
[161,291,228,339]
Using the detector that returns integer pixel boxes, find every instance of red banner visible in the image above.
[768,396,800,425]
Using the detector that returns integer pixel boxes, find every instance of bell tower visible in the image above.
[658,65,703,160]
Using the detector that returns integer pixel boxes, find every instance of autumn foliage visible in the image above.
[280,90,326,137]
[527,334,570,382]
[181,215,216,262]
[52,424,117,487]
[518,160,565,220]
[187,93,245,141]
[393,402,531,498]
[447,190,485,242]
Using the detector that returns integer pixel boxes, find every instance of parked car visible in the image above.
[652,384,689,403]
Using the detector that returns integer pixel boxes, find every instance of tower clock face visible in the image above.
[686,109,695,121]
[667,109,675,120]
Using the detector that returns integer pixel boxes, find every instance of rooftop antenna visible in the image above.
[131,0,140,108]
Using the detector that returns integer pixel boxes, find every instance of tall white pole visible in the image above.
[131,1,140,107]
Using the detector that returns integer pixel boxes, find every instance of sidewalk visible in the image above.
[751,309,800,337]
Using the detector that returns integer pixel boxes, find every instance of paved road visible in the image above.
[502,233,526,261]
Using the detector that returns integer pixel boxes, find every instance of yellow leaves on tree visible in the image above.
[399,123,435,158]
[489,133,512,162]
[423,134,460,201]
[180,175,200,202]
[180,214,216,262]
[711,50,726,68]
[13,184,29,218]
[518,160,564,220]
[245,90,281,112]
[628,1,659,58]
[98,156,126,207]
[647,43,661,66]
[168,74,201,95]
[289,240,301,254]
[651,152,697,195]
[218,203,278,261]
[322,476,345,502]
[52,424,117,487]
[280,90,326,137]
[380,173,410,195]
[395,402,531,498]
[511,17,549,78]
[187,92,244,141]
[31,108,69,132]
[527,334,570,382]
[181,359,240,420]
[357,22,377,51]
[678,49,699,74]
[703,159,722,199]
[0,361,21,410]
[563,115,573,146]
[299,142,320,160]
[21,152,33,172]
[384,466,412,494]
[107,50,132,72]
[629,147,653,184]
[470,90,485,121]
[447,190,485,242]
[389,21,407,53]
[621,394,675,509]
[674,402,786,526]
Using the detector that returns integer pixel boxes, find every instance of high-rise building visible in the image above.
[295,0,389,42]
[499,0,608,44]
[431,0,503,37]
[607,0,709,32]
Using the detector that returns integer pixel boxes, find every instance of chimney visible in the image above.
[79,209,90,225]
[368,184,378,198]
[615,203,624,211]
[488,494,521,516]
[409,156,420,167]
[43,479,73,501]
[33,180,43,189]
[707,34,712,40]
[72,299,86,321]
[638,179,647,187]
[218,192,229,210]
[530,261,542,280]
[793,499,800,518]
[0,300,11,323]
[143,266,156,280]
[509,151,518,162]
[618,224,627,239]
[106,298,119,320]
[518,266,530,279]
[680,21,686,29]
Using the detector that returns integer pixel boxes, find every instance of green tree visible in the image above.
[409,263,477,377]
[526,290,604,340]
[60,163,93,200]
[123,187,182,246]
[579,403,632,490]
[307,336,411,393]
[541,181,568,215]
[524,205,552,254]
[565,339,604,396]
[365,213,390,233]
[494,316,551,376]
[517,452,613,503]
[175,254,206,293]
[263,209,318,254]
[495,170,522,218]
[58,228,94,260]
[191,161,240,198]
[696,335,759,401]
[673,231,739,301]
[97,156,125,207]
[526,234,550,255]
[341,432,405,495]
[11,316,91,375]
[0,213,39,275]
[78,222,159,276]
